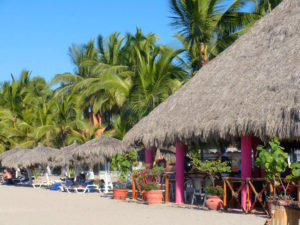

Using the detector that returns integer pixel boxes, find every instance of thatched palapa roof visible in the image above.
[49,141,80,167]
[0,146,31,169]
[137,148,176,163]
[124,0,300,148]
[0,146,22,161]
[72,136,124,164]
[19,143,58,168]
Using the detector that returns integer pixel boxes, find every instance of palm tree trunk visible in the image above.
[61,127,66,147]
[200,43,209,66]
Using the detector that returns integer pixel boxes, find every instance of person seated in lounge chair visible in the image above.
[61,174,86,189]
[1,169,14,185]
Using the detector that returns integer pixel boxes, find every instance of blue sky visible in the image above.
[0,0,251,83]
[0,0,179,83]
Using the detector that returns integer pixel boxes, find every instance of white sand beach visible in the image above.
[0,185,265,225]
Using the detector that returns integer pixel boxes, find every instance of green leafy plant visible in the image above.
[32,169,40,180]
[286,162,300,180]
[190,158,231,188]
[206,185,224,197]
[255,137,298,199]
[111,151,137,185]
[69,168,75,177]
[144,183,160,191]
[133,165,165,191]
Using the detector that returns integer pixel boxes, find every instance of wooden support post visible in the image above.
[246,181,250,213]
[132,179,136,200]
[165,175,169,203]
[270,183,274,196]
[223,179,227,210]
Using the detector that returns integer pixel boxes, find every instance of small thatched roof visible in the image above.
[155,149,176,163]
[124,0,300,148]
[19,143,58,168]
[49,141,80,167]
[137,148,176,163]
[0,146,22,161]
[1,148,32,169]
[72,136,124,164]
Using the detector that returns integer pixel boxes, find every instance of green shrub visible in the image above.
[206,185,224,197]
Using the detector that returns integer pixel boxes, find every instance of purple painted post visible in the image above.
[176,142,185,204]
[145,148,153,169]
[241,136,252,211]
[252,137,261,178]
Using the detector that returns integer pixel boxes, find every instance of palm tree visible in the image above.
[129,46,188,119]
[169,0,260,74]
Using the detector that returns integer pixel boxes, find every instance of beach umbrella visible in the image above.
[19,143,58,168]
[72,135,125,193]
[49,141,80,168]
[0,145,23,161]
[48,141,81,179]
[17,143,58,184]
[72,136,125,162]
[0,146,31,169]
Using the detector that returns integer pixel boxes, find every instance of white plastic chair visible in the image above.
[99,171,113,193]
[184,180,194,203]
[191,178,206,206]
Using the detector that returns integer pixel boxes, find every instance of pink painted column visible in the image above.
[252,137,261,178]
[176,142,185,204]
[145,148,153,169]
[241,136,252,211]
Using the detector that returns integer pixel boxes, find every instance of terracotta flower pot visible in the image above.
[205,196,223,210]
[146,190,163,204]
[113,189,128,200]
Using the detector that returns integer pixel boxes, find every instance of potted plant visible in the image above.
[134,166,165,204]
[111,151,137,200]
[255,137,300,214]
[189,158,231,210]
[145,166,165,204]
[205,185,224,210]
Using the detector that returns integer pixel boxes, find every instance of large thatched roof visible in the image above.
[49,141,80,167]
[124,0,300,148]
[72,136,124,164]
[19,143,58,168]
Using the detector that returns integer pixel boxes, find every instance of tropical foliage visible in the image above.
[0,0,281,152]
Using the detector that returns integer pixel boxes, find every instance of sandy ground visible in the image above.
[0,185,266,225]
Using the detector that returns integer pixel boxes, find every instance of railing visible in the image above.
[132,173,171,203]
[223,177,271,214]
[223,177,299,215]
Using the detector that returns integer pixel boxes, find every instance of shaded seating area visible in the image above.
[122,0,300,219]
[0,136,127,197]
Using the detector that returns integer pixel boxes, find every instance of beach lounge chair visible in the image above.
[65,181,96,193]
[32,179,60,188]
[78,183,104,194]
[50,181,74,191]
